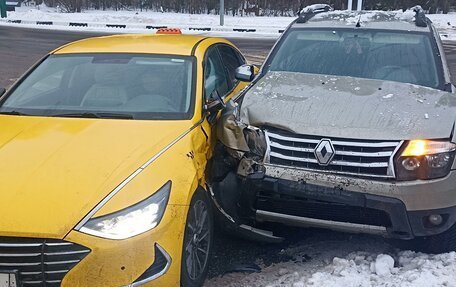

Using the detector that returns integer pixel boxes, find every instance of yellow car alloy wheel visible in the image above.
[181,189,214,287]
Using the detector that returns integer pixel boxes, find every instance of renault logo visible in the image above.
[314,139,335,166]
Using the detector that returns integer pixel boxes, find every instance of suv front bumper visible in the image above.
[244,164,456,239]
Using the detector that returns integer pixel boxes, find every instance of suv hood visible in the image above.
[0,116,189,238]
[240,72,456,140]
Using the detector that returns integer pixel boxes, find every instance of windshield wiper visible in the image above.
[0,110,32,116]
[52,112,134,119]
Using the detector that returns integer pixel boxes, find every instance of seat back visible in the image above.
[81,66,128,107]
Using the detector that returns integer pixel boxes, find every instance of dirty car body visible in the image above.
[213,6,456,253]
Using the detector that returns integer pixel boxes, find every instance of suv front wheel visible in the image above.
[420,224,456,254]
[397,224,456,254]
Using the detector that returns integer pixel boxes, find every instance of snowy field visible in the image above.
[0,5,289,38]
[3,5,456,40]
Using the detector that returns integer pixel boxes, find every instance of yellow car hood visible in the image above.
[0,115,190,239]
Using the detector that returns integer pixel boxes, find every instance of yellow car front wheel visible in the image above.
[181,189,214,287]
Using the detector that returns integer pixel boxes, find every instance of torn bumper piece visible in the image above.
[207,183,283,243]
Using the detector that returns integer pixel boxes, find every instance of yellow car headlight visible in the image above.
[79,181,171,240]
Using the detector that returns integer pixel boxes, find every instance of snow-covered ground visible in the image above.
[428,13,456,41]
[205,233,456,287]
[3,5,456,40]
[0,5,290,38]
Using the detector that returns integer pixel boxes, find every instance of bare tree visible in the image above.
[54,0,82,12]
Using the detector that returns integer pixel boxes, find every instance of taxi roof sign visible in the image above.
[156,28,182,35]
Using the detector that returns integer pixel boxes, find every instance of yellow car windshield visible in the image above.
[0,54,195,120]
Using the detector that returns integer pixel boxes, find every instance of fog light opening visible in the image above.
[428,214,443,226]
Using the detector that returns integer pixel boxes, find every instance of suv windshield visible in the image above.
[267,29,442,89]
[0,54,195,120]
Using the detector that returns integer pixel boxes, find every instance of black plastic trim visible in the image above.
[133,244,168,283]
[244,175,456,239]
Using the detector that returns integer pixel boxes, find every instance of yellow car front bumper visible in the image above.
[62,204,188,287]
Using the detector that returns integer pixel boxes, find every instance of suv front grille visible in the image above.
[0,237,90,287]
[265,129,401,178]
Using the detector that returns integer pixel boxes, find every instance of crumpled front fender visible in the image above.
[216,100,249,152]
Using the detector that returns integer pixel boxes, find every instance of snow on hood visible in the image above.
[239,72,456,140]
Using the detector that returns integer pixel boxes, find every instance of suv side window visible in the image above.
[218,45,246,88]
[204,47,229,98]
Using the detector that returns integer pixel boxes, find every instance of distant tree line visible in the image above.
[40,0,455,14]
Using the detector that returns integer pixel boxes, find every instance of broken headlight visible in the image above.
[395,140,456,180]
[244,126,267,158]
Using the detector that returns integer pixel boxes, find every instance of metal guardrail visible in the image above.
[0,19,271,34]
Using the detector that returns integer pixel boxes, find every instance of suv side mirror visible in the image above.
[205,89,226,113]
[0,87,5,97]
[235,64,256,82]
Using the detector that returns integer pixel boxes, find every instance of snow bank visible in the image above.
[0,6,290,38]
[205,235,456,287]
[4,6,456,40]
[5,6,291,28]
[428,14,456,41]
[307,251,456,287]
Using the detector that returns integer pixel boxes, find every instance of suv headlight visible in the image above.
[79,181,171,240]
[395,140,456,180]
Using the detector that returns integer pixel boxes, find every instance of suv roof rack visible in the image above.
[297,4,333,23]
[411,5,428,27]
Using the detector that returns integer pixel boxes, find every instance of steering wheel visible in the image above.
[126,94,180,113]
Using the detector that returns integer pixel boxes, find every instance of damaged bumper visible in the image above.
[212,160,456,240]
[258,164,456,239]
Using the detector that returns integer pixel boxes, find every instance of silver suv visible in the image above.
[210,5,456,253]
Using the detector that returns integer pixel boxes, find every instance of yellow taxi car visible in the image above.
[0,30,251,287]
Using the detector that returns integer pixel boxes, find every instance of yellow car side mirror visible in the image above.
[235,64,256,82]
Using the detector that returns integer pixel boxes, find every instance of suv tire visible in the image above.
[396,224,456,254]
[421,224,456,254]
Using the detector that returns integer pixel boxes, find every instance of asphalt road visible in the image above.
[1,26,456,281]
[3,25,456,87]
[0,26,275,88]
